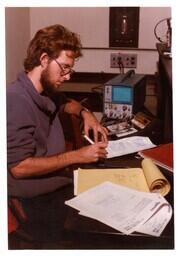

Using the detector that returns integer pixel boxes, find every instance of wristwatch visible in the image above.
[79,107,91,118]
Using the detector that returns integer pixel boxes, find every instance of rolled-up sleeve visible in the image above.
[7,92,36,169]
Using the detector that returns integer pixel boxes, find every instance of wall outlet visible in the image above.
[110,53,137,68]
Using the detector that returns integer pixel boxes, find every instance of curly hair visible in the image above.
[24,24,82,71]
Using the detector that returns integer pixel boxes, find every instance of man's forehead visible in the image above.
[59,50,76,59]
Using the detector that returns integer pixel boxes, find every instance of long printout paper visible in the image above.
[65,182,172,235]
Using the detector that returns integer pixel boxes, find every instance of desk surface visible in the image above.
[63,154,174,249]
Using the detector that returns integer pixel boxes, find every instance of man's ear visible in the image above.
[40,53,49,68]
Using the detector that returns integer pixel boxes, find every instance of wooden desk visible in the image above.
[63,154,174,249]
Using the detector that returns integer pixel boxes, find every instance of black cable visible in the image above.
[154,17,171,43]
[117,56,124,74]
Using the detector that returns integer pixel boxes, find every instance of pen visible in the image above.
[83,134,95,145]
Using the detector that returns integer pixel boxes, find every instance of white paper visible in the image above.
[106,136,156,158]
[135,196,172,236]
[73,170,78,195]
[65,182,171,235]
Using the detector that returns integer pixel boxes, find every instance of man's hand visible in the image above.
[63,99,108,143]
[74,142,108,163]
[81,110,108,143]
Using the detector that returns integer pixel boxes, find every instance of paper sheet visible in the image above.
[74,159,170,196]
[65,182,172,236]
[74,168,149,195]
[141,158,170,196]
[135,196,172,236]
[106,136,156,158]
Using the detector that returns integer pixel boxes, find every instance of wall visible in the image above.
[5,6,171,83]
[5,7,30,84]
[30,7,171,74]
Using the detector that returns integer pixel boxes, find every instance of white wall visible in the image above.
[139,7,171,49]
[30,7,171,74]
[30,7,109,48]
[5,6,171,83]
[5,7,30,84]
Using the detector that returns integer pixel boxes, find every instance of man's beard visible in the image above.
[40,67,59,97]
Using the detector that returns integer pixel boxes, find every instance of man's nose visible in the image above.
[63,73,71,81]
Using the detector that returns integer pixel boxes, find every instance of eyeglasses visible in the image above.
[53,58,75,76]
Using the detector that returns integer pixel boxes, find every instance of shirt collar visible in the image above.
[18,71,57,115]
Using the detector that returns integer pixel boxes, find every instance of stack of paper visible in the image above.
[65,182,172,237]
[74,159,171,196]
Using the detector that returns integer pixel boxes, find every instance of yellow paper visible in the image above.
[75,159,170,196]
[141,158,170,196]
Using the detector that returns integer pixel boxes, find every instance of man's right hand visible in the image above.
[74,142,108,163]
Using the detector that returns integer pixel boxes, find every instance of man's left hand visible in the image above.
[81,110,108,143]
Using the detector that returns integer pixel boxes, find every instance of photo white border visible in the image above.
[0,1,180,256]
